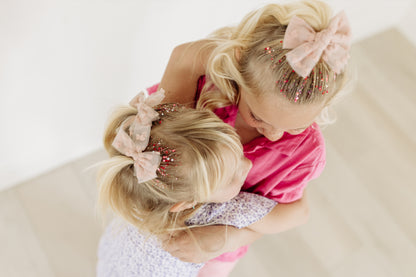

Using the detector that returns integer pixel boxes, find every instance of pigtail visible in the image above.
[197,0,353,127]
[103,105,136,156]
[98,97,244,235]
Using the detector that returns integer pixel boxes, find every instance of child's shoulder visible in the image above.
[159,39,215,104]
[293,123,326,163]
[307,123,325,144]
[170,39,214,69]
[297,123,325,153]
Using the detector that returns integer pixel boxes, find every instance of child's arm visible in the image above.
[162,195,309,263]
[162,225,262,263]
[246,195,309,234]
[159,40,212,105]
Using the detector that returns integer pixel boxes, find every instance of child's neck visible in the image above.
[235,112,262,144]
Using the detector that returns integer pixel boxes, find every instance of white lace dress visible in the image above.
[97,192,276,277]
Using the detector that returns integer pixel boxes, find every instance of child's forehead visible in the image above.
[245,88,290,109]
[243,89,323,129]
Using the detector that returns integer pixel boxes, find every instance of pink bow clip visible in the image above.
[112,125,161,182]
[129,89,166,127]
[128,89,165,146]
[112,88,165,183]
[283,11,352,78]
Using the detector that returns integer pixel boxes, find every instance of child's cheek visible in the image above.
[244,116,259,127]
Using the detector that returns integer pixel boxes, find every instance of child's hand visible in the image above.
[160,225,234,263]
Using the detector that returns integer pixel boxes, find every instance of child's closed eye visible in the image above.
[250,111,262,122]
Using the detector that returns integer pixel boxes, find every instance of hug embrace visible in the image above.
[96,0,352,276]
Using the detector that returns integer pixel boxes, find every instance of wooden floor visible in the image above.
[1,28,415,277]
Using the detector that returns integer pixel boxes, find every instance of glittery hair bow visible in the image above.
[112,89,165,183]
[283,11,352,78]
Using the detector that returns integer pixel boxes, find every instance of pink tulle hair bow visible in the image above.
[112,89,165,183]
[283,11,352,78]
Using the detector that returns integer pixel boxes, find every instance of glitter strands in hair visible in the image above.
[149,137,177,178]
[264,46,336,103]
[261,11,350,103]
[154,103,183,125]
[149,103,184,182]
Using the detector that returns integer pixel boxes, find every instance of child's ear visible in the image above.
[169,201,196,213]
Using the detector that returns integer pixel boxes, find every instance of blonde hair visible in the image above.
[197,0,352,125]
[97,104,243,235]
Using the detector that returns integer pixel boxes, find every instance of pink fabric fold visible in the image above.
[283,11,352,77]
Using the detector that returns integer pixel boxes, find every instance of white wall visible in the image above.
[1,0,414,191]
[398,1,416,46]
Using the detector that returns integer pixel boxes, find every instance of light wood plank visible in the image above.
[70,148,108,203]
[0,190,54,277]
[14,165,102,277]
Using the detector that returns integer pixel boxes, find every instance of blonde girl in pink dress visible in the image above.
[153,0,353,275]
